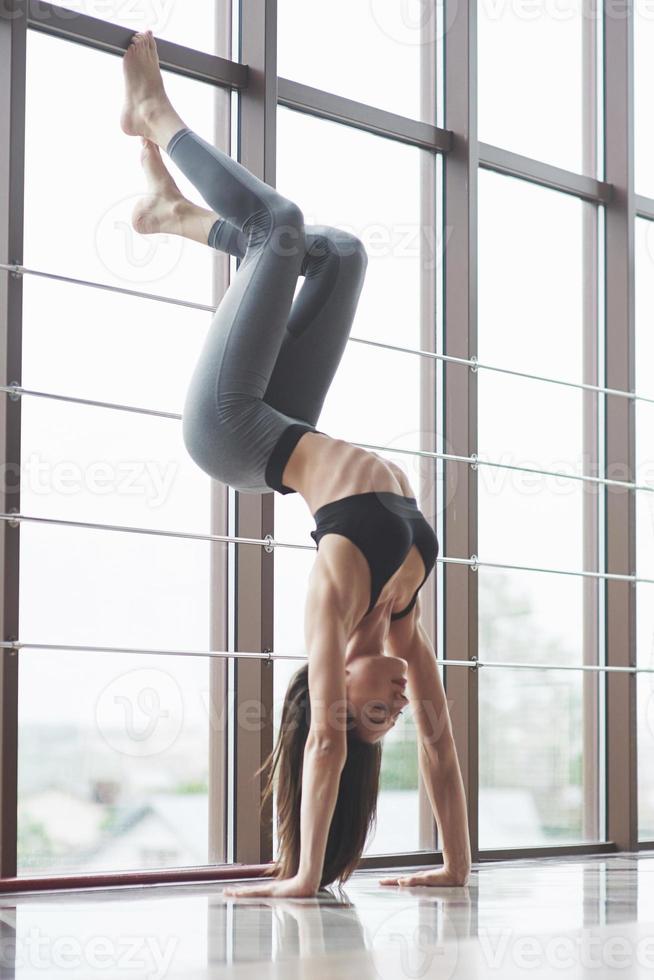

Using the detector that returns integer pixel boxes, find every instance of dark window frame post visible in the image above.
[0,0,26,880]
[442,0,480,862]
[207,0,235,867]
[231,0,276,865]
[581,0,602,844]
[603,0,638,851]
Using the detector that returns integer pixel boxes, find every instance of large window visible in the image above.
[476,170,600,847]
[11,11,233,876]
[478,0,588,172]
[0,0,649,889]
[278,0,436,123]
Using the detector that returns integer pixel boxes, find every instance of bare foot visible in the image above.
[132,138,187,235]
[121,30,172,140]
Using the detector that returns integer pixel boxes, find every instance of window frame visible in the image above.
[0,0,647,892]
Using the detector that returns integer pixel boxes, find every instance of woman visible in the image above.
[122,30,471,897]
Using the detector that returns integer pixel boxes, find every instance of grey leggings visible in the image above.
[166,127,368,494]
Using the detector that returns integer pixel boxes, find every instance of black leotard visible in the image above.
[310,491,439,619]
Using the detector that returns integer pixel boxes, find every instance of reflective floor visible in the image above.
[1,852,654,977]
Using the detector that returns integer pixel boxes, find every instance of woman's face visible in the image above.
[345,654,409,743]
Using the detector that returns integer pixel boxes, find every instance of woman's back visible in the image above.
[283,431,408,515]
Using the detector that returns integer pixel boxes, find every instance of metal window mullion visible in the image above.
[582,0,601,844]
[478,142,611,204]
[604,0,637,850]
[0,0,26,881]
[232,0,275,867]
[443,0,479,862]
[23,0,247,89]
[417,14,438,853]
[277,77,450,152]
[207,0,234,870]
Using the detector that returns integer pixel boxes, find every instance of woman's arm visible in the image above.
[295,577,350,890]
[224,557,353,899]
[381,598,471,887]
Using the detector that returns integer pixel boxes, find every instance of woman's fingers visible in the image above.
[223,886,272,897]
[379,872,451,887]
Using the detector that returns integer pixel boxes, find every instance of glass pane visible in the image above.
[636,221,654,838]
[636,1,654,198]
[636,219,654,401]
[20,389,208,534]
[479,667,598,848]
[19,117,226,873]
[278,0,435,123]
[637,669,654,840]
[478,371,584,472]
[320,343,421,447]
[479,481,584,565]
[477,167,593,663]
[272,548,421,856]
[479,568,587,667]
[636,223,654,610]
[478,382,584,572]
[636,478,654,582]
[478,0,586,173]
[22,276,212,417]
[25,30,227,304]
[276,107,434,350]
[17,522,225,874]
[43,1,223,56]
[478,170,586,383]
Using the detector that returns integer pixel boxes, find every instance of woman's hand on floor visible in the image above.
[222,875,318,899]
[378,866,470,888]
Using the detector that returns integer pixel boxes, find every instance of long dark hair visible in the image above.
[256,662,382,888]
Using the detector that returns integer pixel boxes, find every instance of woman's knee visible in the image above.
[275,199,305,260]
[339,231,368,269]
[320,226,368,268]
[302,226,368,277]
[243,197,304,256]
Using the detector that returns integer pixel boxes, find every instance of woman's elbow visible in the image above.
[305,730,347,765]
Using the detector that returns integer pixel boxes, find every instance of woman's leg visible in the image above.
[183,217,368,480]
[198,216,368,430]
[163,128,309,493]
[262,225,368,427]
[122,31,311,493]
[195,221,368,492]
[197,217,368,426]
[132,138,249,255]
[123,33,368,492]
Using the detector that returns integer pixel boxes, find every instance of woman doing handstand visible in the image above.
[121,30,471,898]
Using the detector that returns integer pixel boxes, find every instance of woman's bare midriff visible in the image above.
[281,431,428,624]
[281,431,407,515]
